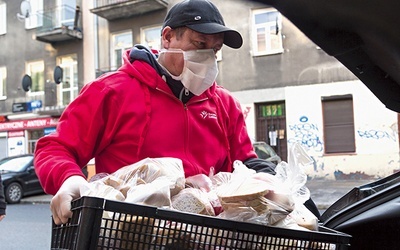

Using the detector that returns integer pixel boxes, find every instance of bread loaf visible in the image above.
[172,188,215,216]
[217,177,271,214]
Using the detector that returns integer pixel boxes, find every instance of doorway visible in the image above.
[256,102,287,162]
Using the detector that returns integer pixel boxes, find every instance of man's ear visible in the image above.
[161,26,173,49]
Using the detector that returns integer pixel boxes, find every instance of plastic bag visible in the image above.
[275,143,313,205]
[215,161,293,224]
[214,143,318,230]
[171,187,215,216]
[183,169,223,215]
[80,157,185,208]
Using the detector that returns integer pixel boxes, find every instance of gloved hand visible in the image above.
[50,175,88,225]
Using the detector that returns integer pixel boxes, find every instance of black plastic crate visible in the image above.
[51,196,351,250]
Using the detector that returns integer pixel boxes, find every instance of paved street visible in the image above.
[0,203,51,249]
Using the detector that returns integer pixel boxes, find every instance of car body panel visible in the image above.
[253,141,282,165]
[0,154,44,203]
[321,172,400,249]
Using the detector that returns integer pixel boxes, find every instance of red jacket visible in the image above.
[34,48,257,195]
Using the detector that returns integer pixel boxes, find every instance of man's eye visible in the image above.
[193,41,206,49]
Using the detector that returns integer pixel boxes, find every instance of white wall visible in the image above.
[233,87,285,140]
[234,80,400,179]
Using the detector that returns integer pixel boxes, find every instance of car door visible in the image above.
[18,157,42,195]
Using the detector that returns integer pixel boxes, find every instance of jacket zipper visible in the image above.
[156,87,210,174]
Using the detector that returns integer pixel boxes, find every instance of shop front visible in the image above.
[0,117,59,159]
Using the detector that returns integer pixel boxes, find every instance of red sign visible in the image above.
[8,130,24,137]
[0,117,59,132]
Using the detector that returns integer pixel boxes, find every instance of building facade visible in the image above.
[0,0,96,158]
[1,0,399,179]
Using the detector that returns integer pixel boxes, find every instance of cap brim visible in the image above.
[186,23,243,49]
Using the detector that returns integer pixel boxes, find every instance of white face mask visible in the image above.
[158,49,219,96]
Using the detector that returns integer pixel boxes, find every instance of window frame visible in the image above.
[25,0,43,30]
[26,60,45,96]
[57,54,78,106]
[322,94,356,154]
[251,8,284,56]
[140,25,162,51]
[0,67,6,100]
[0,3,6,35]
[57,0,76,27]
[110,31,133,70]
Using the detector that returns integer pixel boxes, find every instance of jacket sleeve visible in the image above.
[34,79,121,195]
[216,88,258,165]
[0,175,6,216]
[244,158,277,175]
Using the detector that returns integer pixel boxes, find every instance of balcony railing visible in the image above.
[35,5,83,43]
[90,0,168,20]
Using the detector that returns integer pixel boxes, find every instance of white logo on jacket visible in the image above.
[200,111,217,119]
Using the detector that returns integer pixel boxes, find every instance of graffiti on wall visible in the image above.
[357,130,397,141]
[243,106,251,120]
[288,116,324,152]
[357,123,399,142]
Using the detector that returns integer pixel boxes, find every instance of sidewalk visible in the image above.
[21,179,373,209]
[21,193,53,204]
[306,179,372,209]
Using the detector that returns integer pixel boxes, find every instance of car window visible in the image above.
[254,143,275,158]
[0,156,33,172]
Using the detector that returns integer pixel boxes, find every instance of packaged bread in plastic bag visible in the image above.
[215,143,318,231]
[80,157,185,207]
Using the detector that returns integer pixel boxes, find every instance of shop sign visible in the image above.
[12,100,43,113]
[12,103,29,113]
[8,130,24,137]
[0,117,59,132]
[44,127,56,135]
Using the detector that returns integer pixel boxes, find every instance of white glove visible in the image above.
[51,175,88,225]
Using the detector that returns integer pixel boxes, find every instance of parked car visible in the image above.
[253,0,400,249]
[253,141,282,165]
[0,154,44,204]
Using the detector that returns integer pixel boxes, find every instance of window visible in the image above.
[57,55,78,106]
[28,130,44,154]
[141,25,162,51]
[322,95,356,154]
[0,3,6,35]
[0,67,6,100]
[251,8,283,56]
[25,0,43,29]
[26,60,45,95]
[58,0,76,27]
[111,31,132,70]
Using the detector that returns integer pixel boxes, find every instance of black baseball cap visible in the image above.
[163,0,243,49]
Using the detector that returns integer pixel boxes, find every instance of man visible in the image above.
[35,0,275,225]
